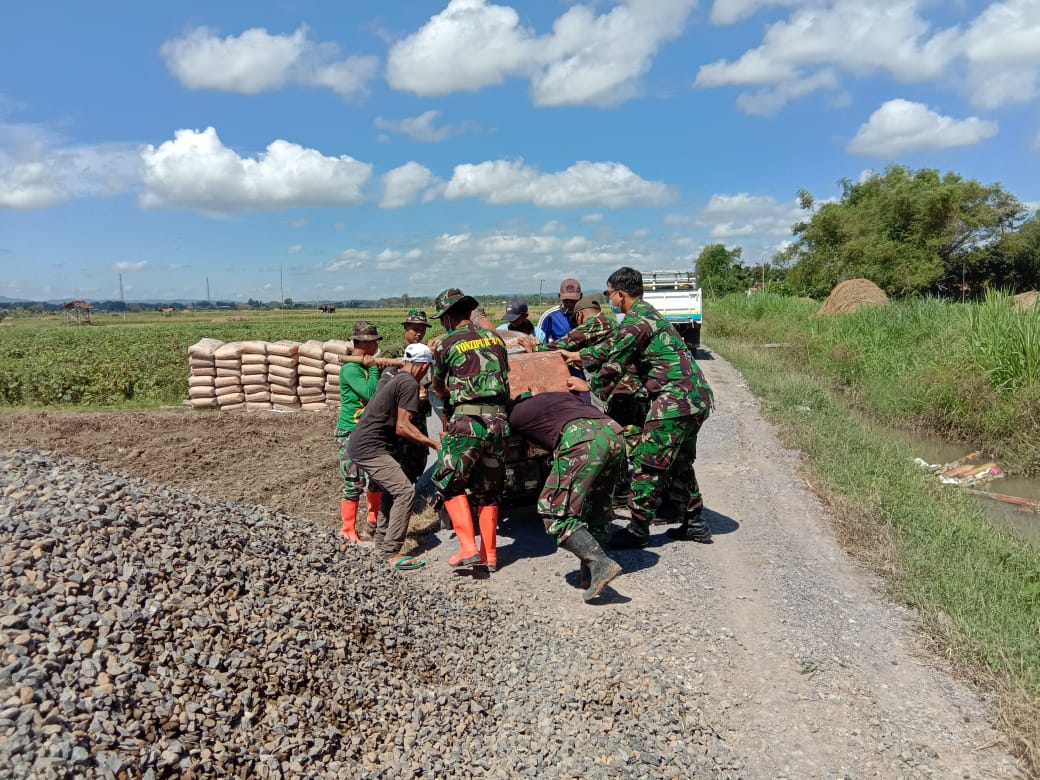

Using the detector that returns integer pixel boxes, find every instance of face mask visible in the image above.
[609,302,621,314]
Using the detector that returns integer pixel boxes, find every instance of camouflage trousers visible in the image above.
[606,392,650,495]
[335,433,370,501]
[432,411,508,504]
[539,418,626,546]
[628,409,708,527]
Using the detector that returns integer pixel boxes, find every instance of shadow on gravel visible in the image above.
[703,508,739,536]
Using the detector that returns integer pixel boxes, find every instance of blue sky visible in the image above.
[1,0,1038,303]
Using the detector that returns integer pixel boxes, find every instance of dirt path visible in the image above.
[0,352,1024,777]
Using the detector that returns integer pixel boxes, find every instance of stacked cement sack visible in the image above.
[213,342,245,411]
[187,338,222,409]
[240,341,270,410]
[323,339,353,411]
[267,341,300,411]
[297,340,328,411]
[187,337,354,412]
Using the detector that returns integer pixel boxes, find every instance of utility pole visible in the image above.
[280,264,284,307]
[119,273,125,319]
[538,279,545,306]
[206,277,210,306]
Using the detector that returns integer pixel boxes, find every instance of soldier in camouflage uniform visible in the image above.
[508,383,623,602]
[430,288,511,571]
[561,266,714,549]
[533,295,647,498]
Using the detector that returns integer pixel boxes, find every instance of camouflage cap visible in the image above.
[402,308,429,327]
[573,295,602,313]
[351,320,382,342]
[433,287,479,319]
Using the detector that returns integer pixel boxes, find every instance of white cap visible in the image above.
[403,343,434,364]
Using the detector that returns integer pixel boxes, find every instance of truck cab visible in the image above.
[642,269,702,351]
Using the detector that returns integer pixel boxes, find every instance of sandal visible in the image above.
[392,555,426,570]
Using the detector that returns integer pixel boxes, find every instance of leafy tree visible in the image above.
[785,165,1026,298]
[695,244,746,298]
[283,297,293,308]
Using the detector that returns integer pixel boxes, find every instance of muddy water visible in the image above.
[878,423,1040,546]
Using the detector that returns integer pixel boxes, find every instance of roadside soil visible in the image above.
[0,352,1026,778]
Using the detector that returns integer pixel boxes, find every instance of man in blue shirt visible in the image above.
[537,278,582,341]
[498,297,547,343]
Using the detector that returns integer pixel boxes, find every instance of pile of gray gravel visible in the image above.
[1,449,734,779]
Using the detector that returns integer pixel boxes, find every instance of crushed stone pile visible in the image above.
[815,279,889,317]
[1,449,735,779]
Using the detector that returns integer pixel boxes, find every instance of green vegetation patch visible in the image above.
[0,311,427,408]
[712,292,1040,471]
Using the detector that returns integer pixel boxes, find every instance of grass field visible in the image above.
[0,303,555,408]
[0,309,425,407]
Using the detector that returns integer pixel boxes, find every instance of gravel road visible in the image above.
[0,351,1025,778]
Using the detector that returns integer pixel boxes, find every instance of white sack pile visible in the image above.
[186,338,355,412]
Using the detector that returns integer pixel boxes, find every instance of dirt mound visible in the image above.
[1014,291,1039,311]
[816,278,889,317]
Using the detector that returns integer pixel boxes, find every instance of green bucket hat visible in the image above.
[433,288,479,319]
[402,308,429,327]
[351,321,382,342]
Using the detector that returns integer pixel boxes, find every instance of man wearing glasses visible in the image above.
[561,267,714,548]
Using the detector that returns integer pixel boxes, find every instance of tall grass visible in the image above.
[968,290,1040,391]
[710,292,1040,470]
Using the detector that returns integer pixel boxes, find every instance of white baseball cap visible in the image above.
[403,343,434,364]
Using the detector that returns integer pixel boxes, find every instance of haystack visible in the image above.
[1013,291,1039,311]
[816,278,889,317]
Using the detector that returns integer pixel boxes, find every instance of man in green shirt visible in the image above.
[335,321,393,542]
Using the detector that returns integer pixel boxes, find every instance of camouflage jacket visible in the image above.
[538,312,643,399]
[580,299,713,419]
[433,321,510,408]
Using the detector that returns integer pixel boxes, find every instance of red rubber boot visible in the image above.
[365,490,382,528]
[339,499,360,542]
[477,505,499,573]
[444,495,481,567]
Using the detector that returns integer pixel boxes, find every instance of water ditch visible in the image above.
[877,423,1040,546]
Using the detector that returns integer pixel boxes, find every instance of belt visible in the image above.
[454,403,505,415]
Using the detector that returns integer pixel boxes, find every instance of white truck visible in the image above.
[642,269,703,352]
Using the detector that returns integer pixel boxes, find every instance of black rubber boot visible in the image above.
[609,522,650,549]
[561,528,623,602]
[665,509,712,543]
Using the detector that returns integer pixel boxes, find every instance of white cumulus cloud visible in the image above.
[847,99,998,157]
[0,123,139,209]
[695,1,959,112]
[697,1,1040,113]
[373,110,479,142]
[666,193,804,239]
[287,245,303,255]
[959,0,1040,109]
[710,0,807,25]
[387,0,696,107]
[139,127,373,212]
[380,162,438,208]
[113,261,148,271]
[444,159,674,208]
[160,26,378,98]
